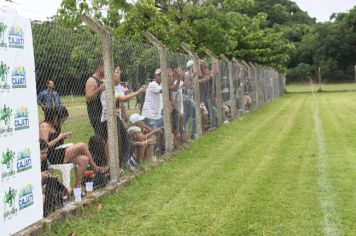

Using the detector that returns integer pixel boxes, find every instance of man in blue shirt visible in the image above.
[37,80,62,111]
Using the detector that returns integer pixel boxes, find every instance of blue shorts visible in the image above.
[144,117,164,129]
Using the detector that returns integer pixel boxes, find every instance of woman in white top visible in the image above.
[101,66,146,122]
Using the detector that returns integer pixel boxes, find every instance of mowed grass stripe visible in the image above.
[313,93,341,235]
[92,97,296,235]
[131,96,307,235]
[48,97,295,236]
[47,92,355,235]
[204,94,310,235]
[318,93,356,235]
[208,94,323,235]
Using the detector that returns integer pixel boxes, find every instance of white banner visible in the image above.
[0,8,43,236]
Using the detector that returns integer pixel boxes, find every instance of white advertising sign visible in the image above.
[0,8,43,236]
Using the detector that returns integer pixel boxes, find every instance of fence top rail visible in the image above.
[144,31,165,50]
[204,48,219,59]
[82,13,110,37]
[181,42,199,59]
[220,54,231,63]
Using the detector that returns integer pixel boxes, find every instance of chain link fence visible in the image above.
[32,18,286,218]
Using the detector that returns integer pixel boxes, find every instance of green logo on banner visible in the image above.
[0,22,7,48]
[0,104,14,137]
[0,61,10,92]
[3,187,18,221]
[1,149,16,181]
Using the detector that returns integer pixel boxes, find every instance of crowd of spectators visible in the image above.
[37,58,252,216]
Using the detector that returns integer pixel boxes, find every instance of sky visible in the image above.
[0,0,355,22]
[293,0,355,21]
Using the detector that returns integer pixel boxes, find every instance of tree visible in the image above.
[57,0,132,28]
[288,6,356,82]
[114,0,294,71]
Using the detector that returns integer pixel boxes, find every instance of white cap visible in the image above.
[186,60,194,69]
[155,69,161,75]
[129,113,145,124]
[127,126,141,135]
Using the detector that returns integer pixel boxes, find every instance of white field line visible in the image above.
[312,93,341,236]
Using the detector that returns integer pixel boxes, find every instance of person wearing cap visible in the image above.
[141,68,164,129]
[129,113,163,139]
[128,113,163,162]
[127,126,156,162]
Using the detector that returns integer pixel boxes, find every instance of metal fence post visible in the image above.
[232,57,244,116]
[181,42,203,137]
[144,32,174,152]
[205,49,223,126]
[253,63,261,108]
[82,13,120,182]
[318,66,322,91]
[232,58,244,115]
[220,54,236,120]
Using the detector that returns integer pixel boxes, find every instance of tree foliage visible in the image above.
[114,0,295,71]
[289,6,356,82]
[55,0,296,71]
[35,0,355,83]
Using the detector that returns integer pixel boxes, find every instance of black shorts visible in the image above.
[47,148,65,165]
[92,120,108,140]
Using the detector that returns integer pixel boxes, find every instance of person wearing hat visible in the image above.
[128,113,163,162]
[141,68,164,129]
[129,113,163,139]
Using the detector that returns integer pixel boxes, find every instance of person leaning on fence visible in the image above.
[37,80,62,111]
[142,68,164,129]
[198,60,213,131]
[123,82,130,109]
[100,74,134,168]
[183,60,197,139]
[243,79,252,111]
[39,139,69,216]
[85,58,106,138]
[39,106,109,189]
[169,67,187,146]
[113,65,146,122]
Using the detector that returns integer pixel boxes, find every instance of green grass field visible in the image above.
[46,88,356,235]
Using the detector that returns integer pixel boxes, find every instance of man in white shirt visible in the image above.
[142,69,164,129]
